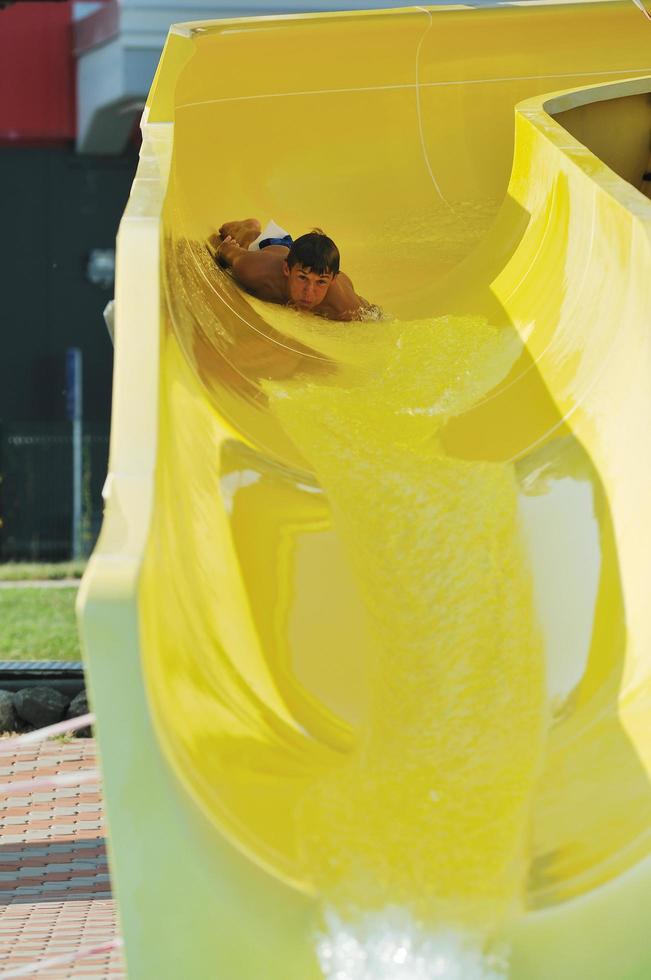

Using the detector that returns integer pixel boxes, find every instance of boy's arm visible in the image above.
[207,234,268,292]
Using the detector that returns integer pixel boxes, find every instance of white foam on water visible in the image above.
[317,908,509,980]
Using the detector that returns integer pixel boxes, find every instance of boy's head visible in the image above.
[284,230,340,310]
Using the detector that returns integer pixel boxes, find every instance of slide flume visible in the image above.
[79,4,651,977]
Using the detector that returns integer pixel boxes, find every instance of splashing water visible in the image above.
[267,314,548,969]
[317,908,508,980]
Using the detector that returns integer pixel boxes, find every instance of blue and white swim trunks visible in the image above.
[248,220,293,252]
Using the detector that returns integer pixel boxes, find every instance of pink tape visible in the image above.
[0,768,100,796]
[0,713,95,753]
[0,938,123,978]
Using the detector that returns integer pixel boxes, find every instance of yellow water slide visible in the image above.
[78,3,651,977]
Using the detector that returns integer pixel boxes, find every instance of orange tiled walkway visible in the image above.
[0,739,124,978]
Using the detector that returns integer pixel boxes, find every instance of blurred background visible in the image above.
[0,0,426,657]
[0,0,429,566]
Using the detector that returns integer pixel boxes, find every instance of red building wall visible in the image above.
[0,2,75,142]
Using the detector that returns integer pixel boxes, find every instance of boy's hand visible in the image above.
[207,232,221,260]
[207,233,242,268]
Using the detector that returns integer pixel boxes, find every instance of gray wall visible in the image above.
[0,145,137,424]
[0,144,137,559]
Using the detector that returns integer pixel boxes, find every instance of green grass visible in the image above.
[0,587,80,661]
[0,562,86,582]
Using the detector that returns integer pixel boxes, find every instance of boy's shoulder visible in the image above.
[234,249,287,304]
[315,272,365,320]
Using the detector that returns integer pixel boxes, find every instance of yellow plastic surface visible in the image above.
[78,4,651,977]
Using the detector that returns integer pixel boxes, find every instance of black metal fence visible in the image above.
[0,422,109,561]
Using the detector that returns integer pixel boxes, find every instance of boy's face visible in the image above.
[283,262,335,310]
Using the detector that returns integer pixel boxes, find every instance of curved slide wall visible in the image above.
[79,4,651,977]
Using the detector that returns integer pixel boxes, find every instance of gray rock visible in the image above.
[0,689,17,733]
[66,689,88,718]
[66,689,92,737]
[13,687,69,728]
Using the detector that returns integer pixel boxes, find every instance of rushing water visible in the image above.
[265,313,549,974]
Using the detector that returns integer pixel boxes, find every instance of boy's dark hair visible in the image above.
[286,229,340,276]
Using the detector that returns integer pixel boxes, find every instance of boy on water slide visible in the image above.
[208,219,375,321]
